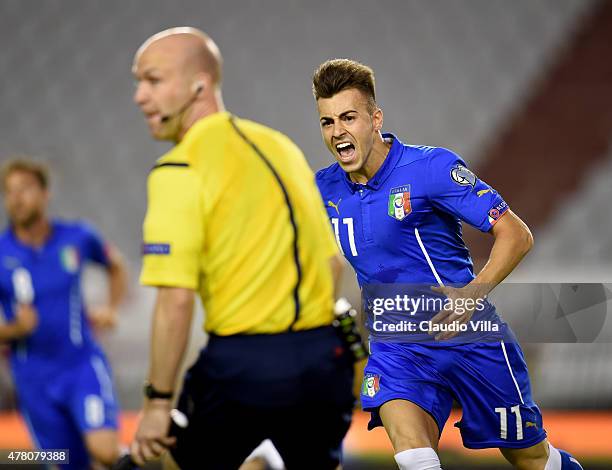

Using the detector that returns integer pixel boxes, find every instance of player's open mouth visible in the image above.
[336,142,356,162]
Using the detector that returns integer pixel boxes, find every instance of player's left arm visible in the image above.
[89,243,128,330]
[472,209,533,292]
[79,222,128,329]
[426,146,534,291]
[103,245,128,324]
[427,148,533,338]
[431,210,533,339]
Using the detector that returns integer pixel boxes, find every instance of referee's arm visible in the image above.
[132,166,203,465]
[148,286,195,396]
[131,286,193,465]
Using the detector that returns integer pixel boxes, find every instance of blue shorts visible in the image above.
[15,352,119,469]
[361,340,546,449]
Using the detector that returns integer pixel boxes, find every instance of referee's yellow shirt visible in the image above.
[140,111,339,335]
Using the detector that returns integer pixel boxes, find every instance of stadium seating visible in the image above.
[0,0,604,411]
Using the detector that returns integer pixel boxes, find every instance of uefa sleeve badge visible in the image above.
[450,165,477,187]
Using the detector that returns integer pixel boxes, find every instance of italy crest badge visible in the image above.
[362,373,381,398]
[388,185,411,221]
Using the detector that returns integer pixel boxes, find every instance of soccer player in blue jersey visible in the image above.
[0,159,128,469]
[312,59,583,470]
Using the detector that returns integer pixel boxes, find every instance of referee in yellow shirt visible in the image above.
[130,27,354,469]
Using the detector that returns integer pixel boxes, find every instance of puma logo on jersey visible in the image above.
[526,421,538,429]
[477,189,492,197]
[328,199,341,215]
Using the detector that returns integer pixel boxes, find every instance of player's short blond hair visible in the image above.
[312,58,377,112]
[0,158,50,191]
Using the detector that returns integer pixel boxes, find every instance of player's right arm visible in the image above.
[329,254,345,299]
[0,305,38,341]
[310,169,344,298]
[0,268,38,341]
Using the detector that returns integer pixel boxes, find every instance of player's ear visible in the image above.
[373,107,383,132]
[42,188,51,207]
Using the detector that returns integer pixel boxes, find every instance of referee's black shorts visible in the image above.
[170,325,355,470]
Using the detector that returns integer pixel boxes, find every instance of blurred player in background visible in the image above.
[0,159,128,468]
[130,27,355,469]
[312,59,583,470]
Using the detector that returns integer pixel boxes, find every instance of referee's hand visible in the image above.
[131,399,176,466]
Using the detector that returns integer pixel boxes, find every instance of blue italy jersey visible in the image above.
[0,220,110,380]
[317,135,548,450]
[316,134,510,340]
[316,134,508,286]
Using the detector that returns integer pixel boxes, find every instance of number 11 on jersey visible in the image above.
[331,217,358,256]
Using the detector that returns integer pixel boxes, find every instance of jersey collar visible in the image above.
[182,111,232,145]
[8,219,57,253]
[343,133,403,193]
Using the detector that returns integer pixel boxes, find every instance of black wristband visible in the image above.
[143,382,173,400]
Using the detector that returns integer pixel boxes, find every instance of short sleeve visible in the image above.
[426,148,509,232]
[79,222,111,267]
[140,165,204,289]
[313,179,340,259]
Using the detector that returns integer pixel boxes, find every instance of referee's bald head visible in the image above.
[133,27,223,87]
[132,27,226,142]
